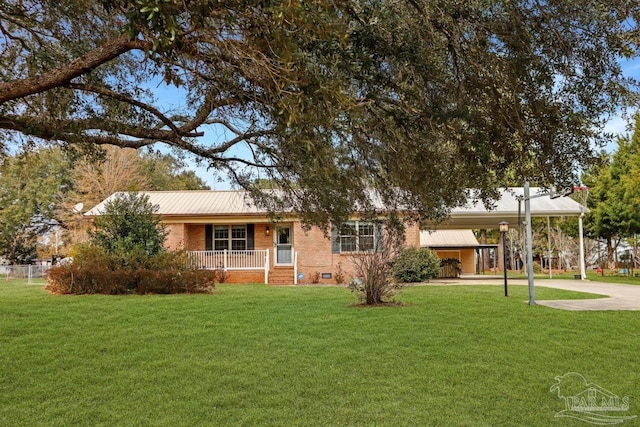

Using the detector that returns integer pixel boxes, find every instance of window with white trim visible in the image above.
[231,225,247,250]
[214,225,247,251]
[337,221,378,252]
[358,222,375,251]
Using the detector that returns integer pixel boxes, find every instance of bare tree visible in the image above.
[348,224,405,305]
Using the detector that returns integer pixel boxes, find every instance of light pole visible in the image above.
[499,221,509,297]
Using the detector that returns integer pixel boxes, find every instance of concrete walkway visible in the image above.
[429,277,640,311]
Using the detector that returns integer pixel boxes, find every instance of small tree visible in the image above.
[348,223,405,305]
[89,193,168,265]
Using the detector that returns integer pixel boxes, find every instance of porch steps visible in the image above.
[268,267,295,285]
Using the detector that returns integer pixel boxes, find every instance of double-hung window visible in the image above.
[214,225,247,251]
[336,221,378,253]
[358,222,375,251]
[231,225,247,250]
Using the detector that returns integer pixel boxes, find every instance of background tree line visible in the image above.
[0,146,208,264]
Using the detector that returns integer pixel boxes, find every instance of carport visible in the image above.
[428,187,588,279]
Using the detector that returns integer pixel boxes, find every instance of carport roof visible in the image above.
[440,187,587,230]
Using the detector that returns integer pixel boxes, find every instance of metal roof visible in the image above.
[84,190,266,217]
[84,187,587,230]
[441,187,587,230]
[420,229,480,248]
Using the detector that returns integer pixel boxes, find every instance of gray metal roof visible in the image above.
[84,190,266,217]
[441,187,587,230]
[420,229,480,248]
[84,187,587,230]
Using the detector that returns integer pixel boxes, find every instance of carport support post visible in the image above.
[579,212,586,280]
[525,182,536,305]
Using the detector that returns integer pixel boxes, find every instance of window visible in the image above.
[339,223,357,252]
[214,226,229,250]
[358,222,375,251]
[231,225,247,250]
[336,221,378,253]
[213,225,247,251]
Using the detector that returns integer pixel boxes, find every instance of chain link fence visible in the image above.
[1,265,52,283]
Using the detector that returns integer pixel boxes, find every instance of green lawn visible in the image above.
[1,280,639,426]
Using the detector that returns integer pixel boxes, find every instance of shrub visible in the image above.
[392,247,440,283]
[334,262,345,284]
[45,247,215,295]
[213,268,229,284]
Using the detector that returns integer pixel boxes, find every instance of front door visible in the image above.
[276,226,293,265]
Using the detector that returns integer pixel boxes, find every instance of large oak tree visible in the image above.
[1,0,639,226]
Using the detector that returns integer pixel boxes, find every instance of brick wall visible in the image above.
[164,223,185,250]
[163,219,422,285]
[185,224,205,250]
[253,223,273,252]
[294,220,422,285]
[224,270,265,284]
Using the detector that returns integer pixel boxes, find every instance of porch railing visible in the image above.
[188,250,269,271]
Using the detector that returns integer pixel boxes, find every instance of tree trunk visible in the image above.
[607,237,617,271]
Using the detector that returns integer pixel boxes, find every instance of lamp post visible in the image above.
[499,221,509,297]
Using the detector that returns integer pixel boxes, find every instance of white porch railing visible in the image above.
[188,250,269,271]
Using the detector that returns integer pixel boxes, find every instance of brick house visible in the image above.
[85,190,421,285]
[85,187,587,284]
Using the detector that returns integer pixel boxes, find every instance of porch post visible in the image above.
[579,212,586,280]
[293,250,298,285]
[525,181,535,305]
[223,249,227,270]
[264,250,269,284]
[547,216,552,279]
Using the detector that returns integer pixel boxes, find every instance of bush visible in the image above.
[334,262,345,284]
[392,247,440,283]
[45,246,215,295]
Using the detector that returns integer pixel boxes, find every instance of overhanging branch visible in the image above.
[0,33,148,104]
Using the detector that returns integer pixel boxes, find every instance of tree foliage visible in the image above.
[0,144,207,262]
[0,148,72,263]
[584,116,640,268]
[66,145,208,212]
[1,1,638,226]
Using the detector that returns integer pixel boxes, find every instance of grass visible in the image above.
[1,280,639,426]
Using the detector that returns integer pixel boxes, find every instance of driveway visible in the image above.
[430,277,640,311]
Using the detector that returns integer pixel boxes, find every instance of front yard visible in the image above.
[1,281,638,426]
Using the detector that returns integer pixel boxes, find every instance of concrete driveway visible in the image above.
[430,277,640,311]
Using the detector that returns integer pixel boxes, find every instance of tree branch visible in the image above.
[0,33,148,104]
[64,82,203,137]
